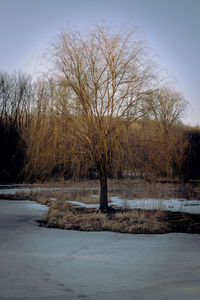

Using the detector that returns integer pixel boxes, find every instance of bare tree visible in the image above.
[148,87,187,133]
[43,24,158,211]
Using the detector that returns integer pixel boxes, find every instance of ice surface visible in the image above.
[0,199,199,299]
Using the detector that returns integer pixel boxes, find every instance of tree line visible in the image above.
[0,24,199,210]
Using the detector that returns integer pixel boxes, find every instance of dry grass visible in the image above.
[107,178,198,200]
[1,178,199,202]
[30,189,101,204]
[0,192,31,200]
[0,188,99,204]
[28,178,198,205]
[40,200,168,234]
[39,200,200,234]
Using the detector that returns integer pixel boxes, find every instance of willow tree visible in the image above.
[48,24,156,211]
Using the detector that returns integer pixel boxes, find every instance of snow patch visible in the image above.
[67,197,200,214]
[68,200,99,209]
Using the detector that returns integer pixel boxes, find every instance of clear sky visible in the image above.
[0,0,199,125]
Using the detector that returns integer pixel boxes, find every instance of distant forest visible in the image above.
[0,70,199,184]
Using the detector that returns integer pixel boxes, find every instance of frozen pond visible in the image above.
[0,199,200,299]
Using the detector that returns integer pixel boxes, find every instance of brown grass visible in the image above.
[107,178,198,200]
[0,192,31,200]
[1,178,199,203]
[30,189,101,204]
[29,178,199,205]
[39,200,169,234]
[38,200,200,234]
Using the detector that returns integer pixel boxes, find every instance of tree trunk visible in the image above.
[99,173,108,212]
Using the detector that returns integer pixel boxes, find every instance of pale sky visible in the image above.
[0,0,200,125]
